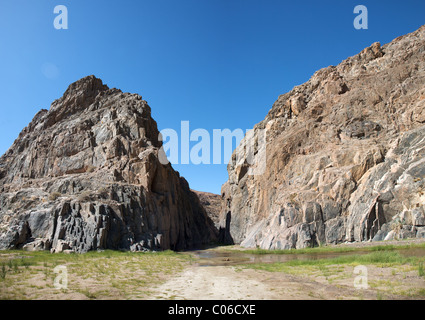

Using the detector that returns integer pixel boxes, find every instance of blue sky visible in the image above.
[0,0,424,194]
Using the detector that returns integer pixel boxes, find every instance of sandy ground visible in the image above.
[1,240,424,300]
[153,266,275,300]
[151,264,377,300]
[150,242,425,300]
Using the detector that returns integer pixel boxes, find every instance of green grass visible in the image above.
[0,263,6,279]
[226,242,425,285]
[246,251,421,272]
[242,242,425,256]
[242,247,425,299]
[419,261,425,277]
[0,249,191,300]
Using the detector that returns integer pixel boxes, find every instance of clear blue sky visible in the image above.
[0,0,424,194]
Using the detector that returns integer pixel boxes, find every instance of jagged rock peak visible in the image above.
[0,76,218,252]
[62,75,109,97]
[49,75,115,119]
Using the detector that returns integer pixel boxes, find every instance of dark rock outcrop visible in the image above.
[192,191,221,230]
[0,76,218,252]
[220,25,425,249]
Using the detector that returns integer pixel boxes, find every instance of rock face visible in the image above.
[221,25,425,249]
[192,191,221,230]
[0,76,217,252]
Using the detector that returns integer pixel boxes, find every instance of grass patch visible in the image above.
[243,248,425,299]
[0,249,191,300]
[418,261,425,277]
[242,242,425,256]
[246,251,416,272]
[48,192,62,201]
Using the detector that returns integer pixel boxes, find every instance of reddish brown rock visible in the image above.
[221,25,425,249]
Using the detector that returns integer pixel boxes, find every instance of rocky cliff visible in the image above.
[221,25,425,249]
[0,76,218,252]
[192,191,221,230]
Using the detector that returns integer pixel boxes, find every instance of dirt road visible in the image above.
[154,266,274,300]
[152,261,369,300]
[152,263,387,300]
[151,243,425,300]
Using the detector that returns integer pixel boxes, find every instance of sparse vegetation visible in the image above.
[419,260,425,278]
[97,187,109,199]
[243,242,425,255]
[289,193,298,203]
[86,165,96,173]
[77,191,92,202]
[48,192,62,201]
[390,217,407,240]
[241,244,425,299]
[0,249,191,300]
[1,262,6,280]
[245,251,414,271]
[1,242,425,300]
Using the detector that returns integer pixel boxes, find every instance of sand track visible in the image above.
[151,242,425,300]
[151,263,381,300]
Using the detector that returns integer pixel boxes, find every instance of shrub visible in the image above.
[86,165,96,173]
[419,261,424,277]
[0,263,6,280]
[77,191,92,202]
[97,187,109,198]
[48,192,62,201]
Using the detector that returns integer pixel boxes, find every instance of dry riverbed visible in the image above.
[1,240,425,300]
